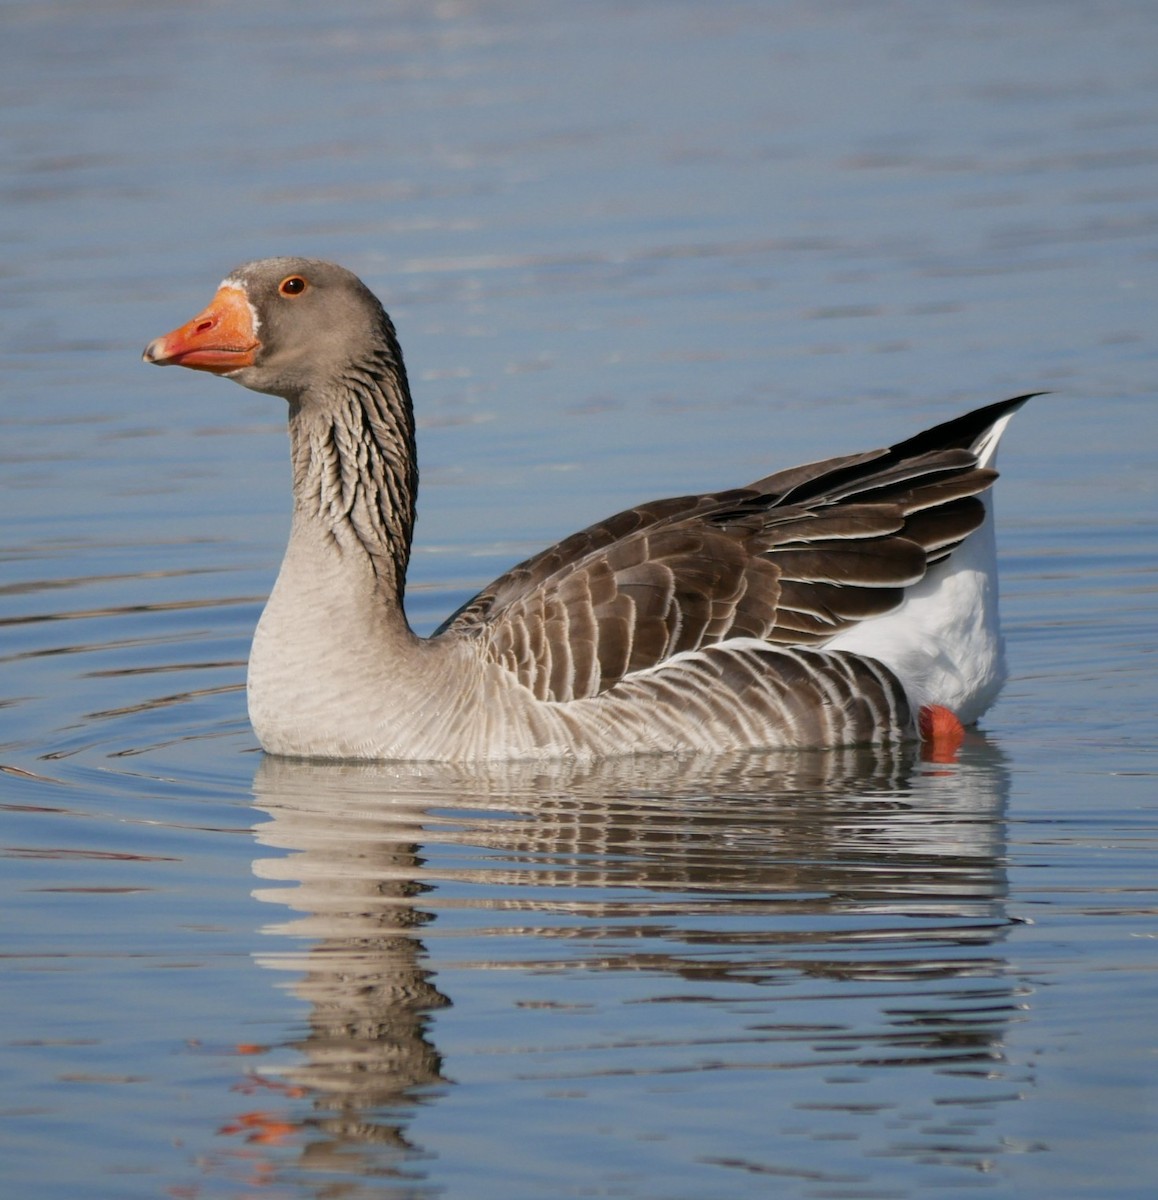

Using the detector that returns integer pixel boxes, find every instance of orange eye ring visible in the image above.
[279,276,308,297]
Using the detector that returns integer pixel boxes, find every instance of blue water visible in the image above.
[2,2,1157,1197]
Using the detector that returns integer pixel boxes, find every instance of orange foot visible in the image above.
[218,1109,300,1145]
[919,704,966,764]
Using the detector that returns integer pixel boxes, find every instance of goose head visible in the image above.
[142,256,399,404]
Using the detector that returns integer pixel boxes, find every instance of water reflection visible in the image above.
[247,777,447,1185]
[242,743,1019,1190]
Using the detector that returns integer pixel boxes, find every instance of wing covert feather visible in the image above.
[436,399,1025,702]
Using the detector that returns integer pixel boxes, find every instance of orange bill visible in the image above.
[142,285,260,374]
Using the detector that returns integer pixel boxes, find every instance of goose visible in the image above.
[143,257,1031,762]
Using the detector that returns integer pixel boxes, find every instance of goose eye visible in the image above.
[279,276,307,297]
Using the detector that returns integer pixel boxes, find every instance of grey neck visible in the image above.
[287,347,418,606]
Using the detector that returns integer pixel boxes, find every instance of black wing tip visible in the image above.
[965,390,1045,424]
[890,391,1041,460]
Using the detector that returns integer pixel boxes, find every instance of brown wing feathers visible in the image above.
[442,397,1031,702]
[485,524,783,702]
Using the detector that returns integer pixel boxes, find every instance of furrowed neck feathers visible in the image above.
[288,339,417,605]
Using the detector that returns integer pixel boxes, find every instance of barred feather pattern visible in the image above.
[557,643,915,753]
[289,348,417,600]
[443,445,998,707]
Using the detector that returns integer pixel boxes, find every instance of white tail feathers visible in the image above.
[825,401,1027,725]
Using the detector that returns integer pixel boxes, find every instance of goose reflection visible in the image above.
[239,741,1015,1188]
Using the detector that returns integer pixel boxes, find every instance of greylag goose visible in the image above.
[143,257,1031,761]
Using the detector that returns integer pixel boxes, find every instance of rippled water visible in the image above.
[3,2,1157,1198]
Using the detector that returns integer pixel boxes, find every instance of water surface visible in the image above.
[2,2,1157,1198]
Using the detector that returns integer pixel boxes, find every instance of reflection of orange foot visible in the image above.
[919,703,966,764]
[219,1109,301,1146]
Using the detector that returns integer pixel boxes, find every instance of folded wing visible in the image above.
[438,397,1030,703]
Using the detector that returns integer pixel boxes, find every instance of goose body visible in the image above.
[144,257,1030,761]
